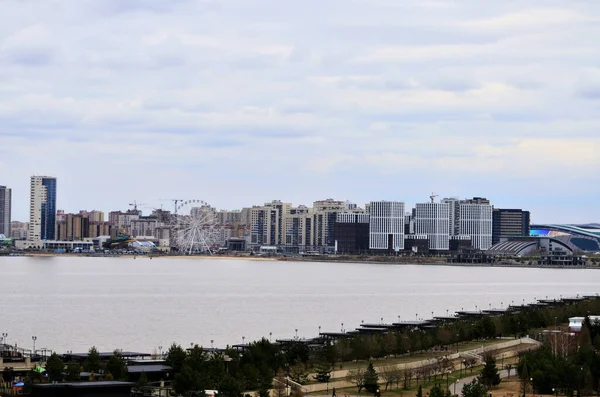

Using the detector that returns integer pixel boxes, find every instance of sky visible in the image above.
[1,0,600,223]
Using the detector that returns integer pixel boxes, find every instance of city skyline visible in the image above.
[2,1,600,223]
[2,176,594,226]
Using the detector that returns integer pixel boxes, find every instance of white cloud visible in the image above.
[0,0,599,223]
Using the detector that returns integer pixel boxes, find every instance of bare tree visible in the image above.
[380,366,397,390]
[465,357,478,374]
[346,368,366,394]
[404,367,413,389]
[274,369,288,397]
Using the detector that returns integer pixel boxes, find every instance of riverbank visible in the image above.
[4,251,600,269]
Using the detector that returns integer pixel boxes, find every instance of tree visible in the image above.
[505,364,513,378]
[289,361,310,384]
[462,379,488,397]
[478,356,501,388]
[138,371,149,388]
[364,362,379,393]
[107,350,128,381]
[174,363,205,396]
[416,385,423,397]
[428,383,445,397]
[45,353,65,382]
[346,368,366,393]
[313,362,332,383]
[274,369,288,397]
[84,346,102,373]
[66,362,81,381]
[166,343,188,374]
[464,357,477,374]
[218,373,244,397]
[380,366,398,391]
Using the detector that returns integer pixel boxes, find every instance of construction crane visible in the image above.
[129,200,147,212]
[430,193,439,203]
[160,199,184,214]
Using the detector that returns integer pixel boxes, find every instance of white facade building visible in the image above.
[459,203,493,250]
[415,203,450,250]
[442,198,460,236]
[369,201,405,250]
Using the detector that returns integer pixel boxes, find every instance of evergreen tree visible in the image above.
[45,353,65,382]
[416,385,423,397]
[138,371,149,388]
[478,356,501,388]
[165,343,188,373]
[106,350,128,381]
[364,362,379,393]
[84,346,102,373]
[313,362,332,383]
[462,380,488,397]
[218,373,244,397]
[66,362,81,381]
[174,363,204,396]
[428,383,445,397]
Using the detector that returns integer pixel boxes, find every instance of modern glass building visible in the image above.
[0,185,11,237]
[28,176,57,242]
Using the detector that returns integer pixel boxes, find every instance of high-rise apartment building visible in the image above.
[0,185,11,236]
[250,206,279,247]
[441,197,493,250]
[369,201,405,250]
[264,200,292,246]
[459,203,493,250]
[415,202,450,250]
[284,205,313,250]
[311,199,354,251]
[334,212,370,254]
[492,209,530,245]
[442,198,460,236]
[28,176,57,241]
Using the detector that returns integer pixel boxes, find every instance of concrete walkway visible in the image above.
[450,369,512,397]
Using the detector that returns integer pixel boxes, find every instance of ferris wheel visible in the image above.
[170,199,219,255]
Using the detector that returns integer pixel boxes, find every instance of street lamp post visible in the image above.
[295,329,298,340]
[32,336,37,357]
[530,377,533,397]
[158,346,163,358]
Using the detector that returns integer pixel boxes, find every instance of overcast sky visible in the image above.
[1,0,599,223]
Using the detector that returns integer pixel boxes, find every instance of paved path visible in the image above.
[450,370,512,397]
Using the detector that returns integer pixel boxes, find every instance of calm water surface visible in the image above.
[1,256,599,353]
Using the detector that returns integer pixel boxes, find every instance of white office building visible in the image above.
[369,201,405,250]
[415,202,450,250]
[459,203,493,250]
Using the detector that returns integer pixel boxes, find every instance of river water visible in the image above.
[1,256,598,354]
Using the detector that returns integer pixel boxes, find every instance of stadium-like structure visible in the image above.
[530,223,600,252]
